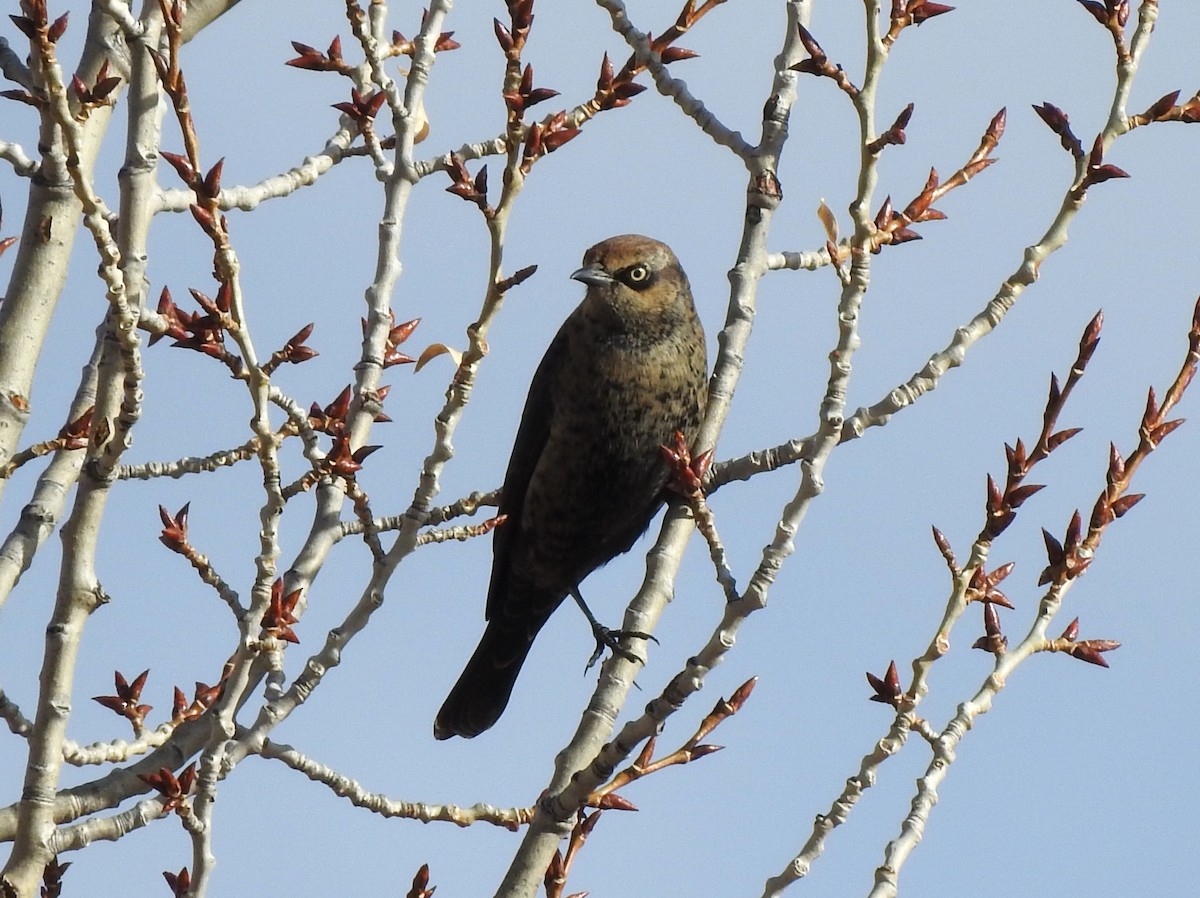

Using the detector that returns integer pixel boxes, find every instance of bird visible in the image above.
[434,235,708,740]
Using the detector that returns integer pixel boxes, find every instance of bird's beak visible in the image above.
[570,264,614,287]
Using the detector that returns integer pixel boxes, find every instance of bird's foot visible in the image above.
[570,588,657,671]
[584,623,658,672]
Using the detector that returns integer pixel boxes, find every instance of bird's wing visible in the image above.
[485,315,572,620]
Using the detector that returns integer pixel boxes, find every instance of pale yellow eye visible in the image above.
[627,264,650,283]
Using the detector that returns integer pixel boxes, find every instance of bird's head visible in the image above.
[571,234,694,335]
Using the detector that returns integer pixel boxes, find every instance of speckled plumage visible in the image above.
[434,235,707,740]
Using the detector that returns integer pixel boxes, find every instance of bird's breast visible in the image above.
[559,335,700,452]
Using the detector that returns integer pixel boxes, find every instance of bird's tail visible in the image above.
[434,619,536,740]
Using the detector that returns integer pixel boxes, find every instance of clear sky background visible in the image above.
[1,2,1198,896]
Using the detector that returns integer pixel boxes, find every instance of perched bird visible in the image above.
[434,235,708,740]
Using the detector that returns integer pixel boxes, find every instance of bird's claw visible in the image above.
[571,587,657,671]
[583,624,658,672]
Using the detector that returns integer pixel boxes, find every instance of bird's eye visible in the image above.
[622,263,652,288]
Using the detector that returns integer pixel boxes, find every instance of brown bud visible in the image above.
[1038,529,1064,586]
[47,11,69,42]
[1143,90,1181,122]
[1006,483,1045,509]
[596,52,614,91]
[163,868,191,897]
[1033,102,1084,158]
[931,525,956,566]
[985,474,1003,515]
[1110,493,1144,518]
[728,676,757,711]
[1006,438,1026,471]
[1077,309,1103,364]
[435,32,461,52]
[795,23,825,62]
[408,864,433,898]
[866,660,902,706]
[160,151,196,185]
[635,735,656,769]
[1046,427,1082,452]
[1070,639,1120,667]
[1142,387,1159,428]
[497,264,538,293]
[201,158,224,199]
[1088,494,1113,532]
[985,107,1007,143]
[1061,617,1081,641]
[493,18,514,53]
[9,16,37,41]
[659,46,699,64]
[910,2,955,24]
[1075,0,1108,25]
[158,502,190,551]
[874,195,894,230]
[595,793,637,812]
[1148,418,1185,445]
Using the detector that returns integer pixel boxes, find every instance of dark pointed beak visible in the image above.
[570,264,614,287]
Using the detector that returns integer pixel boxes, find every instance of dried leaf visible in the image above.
[414,343,464,372]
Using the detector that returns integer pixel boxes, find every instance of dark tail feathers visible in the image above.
[434,620,535,739]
